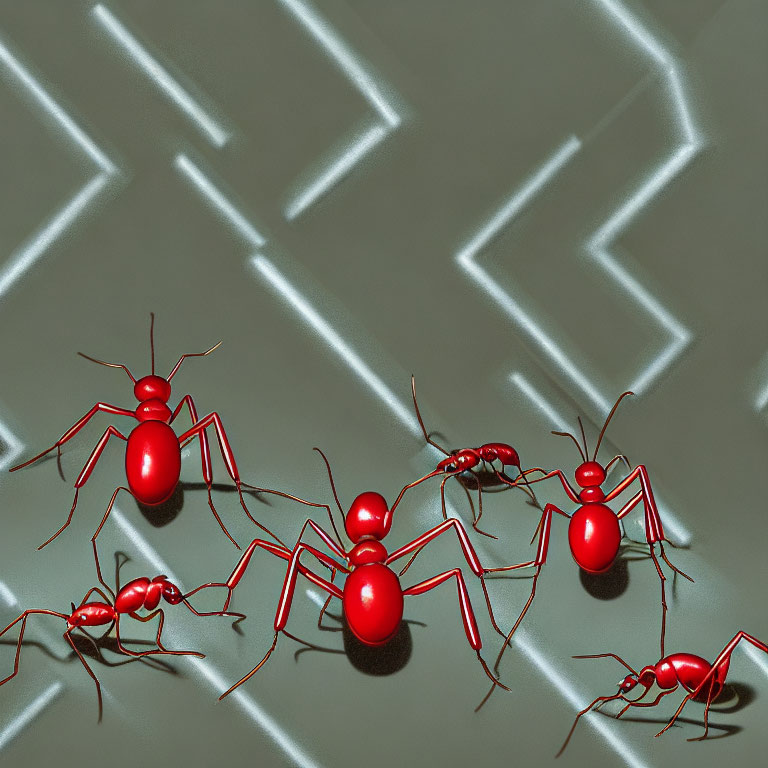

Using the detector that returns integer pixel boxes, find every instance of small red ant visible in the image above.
[0,541,242,721]
[186,448,510,699]
[10,314,283,550]
[410,376,539,538]
[557,631,768,754]
[478,392,693,707]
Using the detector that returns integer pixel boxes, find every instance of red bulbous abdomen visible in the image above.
[343,564,403,646]
[125,421,180,504]
[664,653,726,698]
[568,504,621,574]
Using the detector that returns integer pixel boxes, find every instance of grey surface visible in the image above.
[0,1,767,766]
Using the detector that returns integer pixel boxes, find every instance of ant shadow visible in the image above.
[593,683,755,742]
[284,607,426,676]
[0,633,179,676]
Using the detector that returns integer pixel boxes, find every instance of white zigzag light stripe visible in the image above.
[92,4,230,147]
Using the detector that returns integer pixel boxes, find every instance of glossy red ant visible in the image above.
[478,392,693,707]
[185,448,510,699]
[10,314,283,550]
[0,541,242,721]
[410,376,539,538]
[557,632,768,754]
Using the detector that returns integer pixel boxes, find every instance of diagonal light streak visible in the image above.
[251,256,422,436]
[278,0,401,219]
[92,4,230,147]
[0,682,64,752]
[174,154,266,247]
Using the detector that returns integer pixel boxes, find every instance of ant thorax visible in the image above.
[349,539,388,567]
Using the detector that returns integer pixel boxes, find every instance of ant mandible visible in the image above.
[10,314,284,550]
[188,448,510,699]
[479,392,693,705]
[557,631,768,754]
[0,540,242,721]
[410,376,539,538]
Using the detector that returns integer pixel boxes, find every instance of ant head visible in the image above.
[161,581,183,605]
[67,604,91,629]
[345,492,392,543]
[437,449,480,475]
[574,461,606,488]
[134,375,171,403]
[618,673,639,694]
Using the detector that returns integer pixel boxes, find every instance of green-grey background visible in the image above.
[0,1,766,766]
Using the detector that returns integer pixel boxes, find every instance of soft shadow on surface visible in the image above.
[0,633,179,675]
[286,607,425,676]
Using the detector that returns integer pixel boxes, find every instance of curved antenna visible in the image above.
[551,430,586,462]
[77,352,136,383]
[313,447,344,518]
[411,375,450,456]
[577,417,589,459]
[167,341,222,381]
[593,391,634,461]
[149,313,155,374]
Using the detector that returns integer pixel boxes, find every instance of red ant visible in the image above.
[478,392,693,707]
[10,314,283,550]
[184,448,510,699]
[0,541,242,721]
[410,376,539,538]
[557,632,768,754]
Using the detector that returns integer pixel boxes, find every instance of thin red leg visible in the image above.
[171,395,238,548]
[403,569,509,691]
[656,632,768,739]
[572,652,637,675]
[90,486,134,545]
[242,483,346,557]
[410,374,451,456]
[125,610,204,658]
[556,691,625,757]
[472,481,499,540]
[10,403,134,472]
[64,629,104,722]
[0,610,66,686]
[90,539,116,601]
[220,566,342,699]
[177,413,286,547]
[38,428,128,549]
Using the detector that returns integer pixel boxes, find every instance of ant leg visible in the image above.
[222,564,343,699]
[396,476,455,578]
[177,413,287,547]
[657,632,768,738]
[403,569,509,691]
[120,612,204,658]
[90,486,133,545]
[78,587,113,608]
[317,569,337,630]
[556,692,626,757]
[64,629,104,722]
[10,403,134,472]
[90,540,116,600]
[689,678,718,742]
[220,632,279,699]
[387,518,505,637]
[172,394,239,549]
[38,427,128,549]
[616,687,678,720]
[0,613,40,686]
[472,481,498,540]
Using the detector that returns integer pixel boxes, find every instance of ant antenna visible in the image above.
[313,447,345,517]
[167,341,222,381]
[149,313,155,374]
[551,430,586,462]
[593,391,634,461]
[577,417,589,459]
[411,375,450,456]
[77,352,136,383]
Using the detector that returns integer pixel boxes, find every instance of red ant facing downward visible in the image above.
[10,315,283,550]
[480,392,692,706]
[557,632,768,754]
[184,448,510,699]
[410,376,538,538]
[0,542,241,721]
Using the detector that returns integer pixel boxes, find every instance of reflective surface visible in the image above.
[0,1,766,767]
